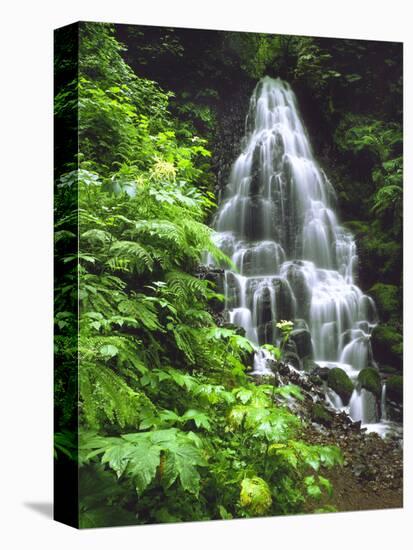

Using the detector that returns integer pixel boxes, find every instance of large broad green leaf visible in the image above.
[101,442,135,478]
[181,409,211,430]
[120,429,207,496]
[150,429,206,496]
[126,440,162,494]
[240,477,272,516]
[233,387,253,404]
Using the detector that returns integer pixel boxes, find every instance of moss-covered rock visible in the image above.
[371,324,402,370]
[311,403,333,426]
[358,368,381,398]
[327,367,354,404]
[386,375,403,403]
[368,283,400,322]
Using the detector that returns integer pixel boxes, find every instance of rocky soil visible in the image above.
[265,363,403,512]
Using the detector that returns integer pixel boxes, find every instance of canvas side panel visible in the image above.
[54,21,80,529]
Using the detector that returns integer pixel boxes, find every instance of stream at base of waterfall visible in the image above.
[209,76,401,438]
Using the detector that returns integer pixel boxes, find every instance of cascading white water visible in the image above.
[211,76,387,428]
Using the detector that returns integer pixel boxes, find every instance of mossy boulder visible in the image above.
[386,375,403,403]
[311,403,333,426]
[358,368,381,398]
[368,283,400,322]
[327,368,354,404]
[371,324,402,370]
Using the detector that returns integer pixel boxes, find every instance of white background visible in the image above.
[0,0,411,548]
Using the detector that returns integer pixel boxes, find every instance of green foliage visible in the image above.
[368,283,400,323]
[335,115,402,238]
[80,428,206,496]
[335,116,402,162]
[294,38,342,100]
[226,33,288,79]
[371,324,403,369]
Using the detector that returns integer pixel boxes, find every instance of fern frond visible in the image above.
[165,270,211,303]
[79,360,154,429]
[109,240,153,273]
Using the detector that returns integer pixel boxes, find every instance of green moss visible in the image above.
[327,368,354,404]
[386,375,403,403]
[311,403,333,426]
[371,324,402,369]
[368,283,400,321]
[357,368,381,398]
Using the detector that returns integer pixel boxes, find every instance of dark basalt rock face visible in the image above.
[385,375,403,422]
[289,328,313,359]
[212,81,255,200]
[386,374,403,403]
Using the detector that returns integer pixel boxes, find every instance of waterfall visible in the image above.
[211,76,384,426]
[381,383,387,421]
[349,389,378,424]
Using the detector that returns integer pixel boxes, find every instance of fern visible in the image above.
[79,361,152,429]
[79,334,153,429]
[165,271,212,303]
[109,240,154,273]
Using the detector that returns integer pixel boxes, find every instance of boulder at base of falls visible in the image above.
[311,403,333,427]
[358,368,381,399]
[371,324,403,371]
[289,329,313,359]
[327,368,354,404]
[386,375,403,404]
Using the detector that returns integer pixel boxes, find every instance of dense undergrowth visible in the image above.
[54,23,346,526]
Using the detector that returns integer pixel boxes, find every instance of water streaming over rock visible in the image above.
[211,76,389,429]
